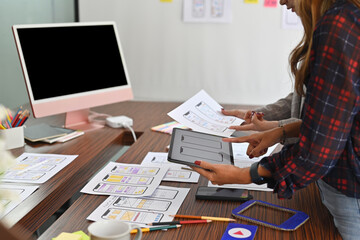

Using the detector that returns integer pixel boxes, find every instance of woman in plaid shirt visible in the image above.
[193,0,360,239]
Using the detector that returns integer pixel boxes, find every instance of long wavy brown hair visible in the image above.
[290,0,360,96]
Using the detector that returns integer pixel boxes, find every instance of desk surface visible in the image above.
[8,101,341,240]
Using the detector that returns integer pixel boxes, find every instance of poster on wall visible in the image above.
[183,0,232,23]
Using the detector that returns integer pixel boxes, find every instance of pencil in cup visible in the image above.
[170,214,236,222]
[14,110,30,127]
[130,224,181,234]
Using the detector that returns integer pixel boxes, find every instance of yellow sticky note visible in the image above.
[160,0,173,2]
[73,231,90,240]
[244,0,258,3]
[53,232,82,240]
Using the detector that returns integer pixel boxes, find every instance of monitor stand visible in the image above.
[64,109,104,132]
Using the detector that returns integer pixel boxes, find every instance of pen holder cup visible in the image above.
[0,126,25,150]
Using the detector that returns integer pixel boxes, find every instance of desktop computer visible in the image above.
[12,22,133,131]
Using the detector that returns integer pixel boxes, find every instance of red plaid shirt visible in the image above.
[260,0,360,199]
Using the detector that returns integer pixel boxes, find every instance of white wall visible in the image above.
[79,0,303,105]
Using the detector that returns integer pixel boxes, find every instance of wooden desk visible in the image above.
[7,101,341,239]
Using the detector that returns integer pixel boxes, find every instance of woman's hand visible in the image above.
[222,109,278,132]
[191,161,251,185]
[221,108,248,119]
[223,127,283,158]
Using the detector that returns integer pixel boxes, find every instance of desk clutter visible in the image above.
[1,95,313,239]
[24,123,84,144]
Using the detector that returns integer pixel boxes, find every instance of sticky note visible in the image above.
[264,0,277,7]
[244,0,258,3]
[160,0,173,2]
[73,231,90,240]
[53,232,82,240]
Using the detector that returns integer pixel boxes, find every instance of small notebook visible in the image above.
[24,123,74,142]
[151,121,188,134]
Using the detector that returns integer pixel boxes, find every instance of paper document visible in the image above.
[208,143,278,191]
[2,153,78,184]
[183,0,232,23]
[87,186,190,224]
[81,162,168,197]
[0,184,39,219]
[141,152,200,183]
[168,90,244,137]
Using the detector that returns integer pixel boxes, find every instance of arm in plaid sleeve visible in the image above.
[260,2,360,199]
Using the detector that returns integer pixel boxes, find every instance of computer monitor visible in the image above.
[12,22,133,131]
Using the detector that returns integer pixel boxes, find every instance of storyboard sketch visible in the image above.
[141,152,200,183]
[81,162,168,197]
[208,143,278,191]
[168,90,244,137]
[2,153,78,184]
[183,0,232,23]
[87,186,190,225]
[0,184,39,219]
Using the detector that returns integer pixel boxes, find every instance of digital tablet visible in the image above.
[168,128,234,167]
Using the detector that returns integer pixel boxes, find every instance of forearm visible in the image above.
[281,121,302,141]
[255,93,293,121]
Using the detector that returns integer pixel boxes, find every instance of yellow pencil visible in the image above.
[0,124,5,130]
[170,214,236,222]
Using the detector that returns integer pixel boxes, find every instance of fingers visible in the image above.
[243,111,253,124]
[191,161,215,179]
[249,142,269,157]
[222,136,251,143]
[229,124,255,131]
[221,109,246,119]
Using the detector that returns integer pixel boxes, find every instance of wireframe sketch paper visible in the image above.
[183,0,232,23]
[2,153,78,184]
[208,143,278,191]
[0,184,39,219]
[141,152,200,183]
[168,90,244,137]
[81,162,168,197]
[87,186,190,224]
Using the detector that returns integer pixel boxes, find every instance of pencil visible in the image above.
[148,220,212,226]
[170,214,236,222]
[6,108,13,121]
[11,107,22,127]
[5,119,11,129]
[130,224,181,234]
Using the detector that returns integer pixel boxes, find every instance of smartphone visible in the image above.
[195,186,253,201]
